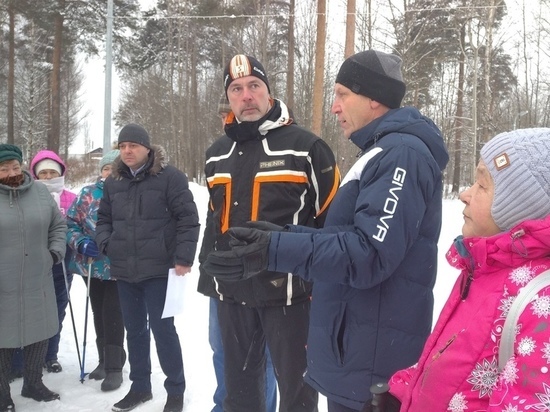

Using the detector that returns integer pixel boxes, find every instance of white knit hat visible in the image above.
[480,128,550,231]
[35,158,62,176]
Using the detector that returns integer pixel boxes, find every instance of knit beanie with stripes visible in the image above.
[223,55,270,94]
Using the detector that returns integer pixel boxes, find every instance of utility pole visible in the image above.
[103,0,114,152]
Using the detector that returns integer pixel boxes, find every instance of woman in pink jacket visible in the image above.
[368,128,550,412]
[29,150,76,372]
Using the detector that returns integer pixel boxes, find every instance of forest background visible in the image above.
[0,0,548,195]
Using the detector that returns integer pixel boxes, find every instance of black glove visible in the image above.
[50,251,59,265]
[245,220,287,232]
[201,227,271,281]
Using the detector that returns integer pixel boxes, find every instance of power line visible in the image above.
[119,4,508,21]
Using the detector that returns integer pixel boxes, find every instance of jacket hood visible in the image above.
[111,144,168,180]
[30,150,66,178]
[350,106,449,171]
[449,215,550,275]
[224,99,294,143]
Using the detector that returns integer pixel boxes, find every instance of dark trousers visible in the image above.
[1,340,48,398]
[209,298,277,412]
[328,399,360,412]
[47,252,73,362]
[117,278,184,395]
[85,277,125,347]
[218,300,318,412]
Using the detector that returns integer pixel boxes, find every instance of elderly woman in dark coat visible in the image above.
[0,144,67,412]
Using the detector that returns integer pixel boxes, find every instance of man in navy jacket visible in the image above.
[97,124,200,412]
[203,50,449,411]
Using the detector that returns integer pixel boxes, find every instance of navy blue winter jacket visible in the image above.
[96,145,200,282]
[267,107,449,409]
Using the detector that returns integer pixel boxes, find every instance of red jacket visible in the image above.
[390,215,550,411]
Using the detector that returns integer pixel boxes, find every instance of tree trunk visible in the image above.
[311,0,326,136]
[451,25,466,195]
[8,2,15,144]
[480,0,495,145]
[190,44,198,182]
[49,0,65,152]
[344,0,356,58]
[167,0,177,168]
[286,0,295,110]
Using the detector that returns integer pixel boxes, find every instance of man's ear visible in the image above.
[369,98,382,110]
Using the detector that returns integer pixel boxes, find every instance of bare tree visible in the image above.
[311,0,326,135]
[451,24,466,195]
[292,0,318,128]
[286,0,295,109]
[59,60,86,159]
[48,0,65,152]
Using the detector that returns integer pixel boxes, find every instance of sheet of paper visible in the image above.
[161,268,188,319]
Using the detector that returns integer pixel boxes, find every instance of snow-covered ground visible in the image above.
[7,183,464,411]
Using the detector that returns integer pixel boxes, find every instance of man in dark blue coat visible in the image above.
[202,50,449,411]
[96,123,200,412]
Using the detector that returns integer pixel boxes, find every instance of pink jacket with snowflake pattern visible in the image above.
[389,215,550,412]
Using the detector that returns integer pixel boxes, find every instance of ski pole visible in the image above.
[62,259,83,380]
[80,258,93,383]
[367,382,401,412]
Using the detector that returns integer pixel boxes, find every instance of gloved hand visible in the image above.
[201,227,271,281]
[245,220,287,232]
[78,238,100,258]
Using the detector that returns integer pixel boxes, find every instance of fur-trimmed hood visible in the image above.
[111,144,168,179]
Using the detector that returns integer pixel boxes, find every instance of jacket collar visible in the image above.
[350,106,449,171]
[111,144,167,180]
[448,215,550,275]
[224,99,294,143]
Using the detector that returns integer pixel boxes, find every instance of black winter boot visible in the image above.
[112,391,152,412]
[0,367,15,411]
[89,338,106,380]
[0,394,15,412]
[163,394,183,412]
[21,381,59,402]
[22,340,59,402]
[101,345,126,392]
